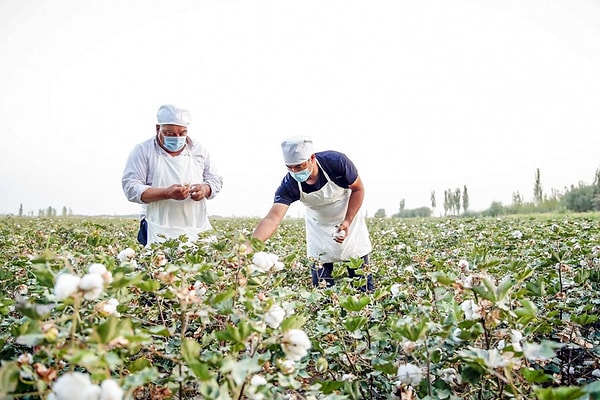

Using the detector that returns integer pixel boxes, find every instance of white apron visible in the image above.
[146,147,212,245]
[301,160,372,263]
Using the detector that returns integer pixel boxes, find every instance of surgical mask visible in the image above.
[163,136,187,152]
[290,167,311,182]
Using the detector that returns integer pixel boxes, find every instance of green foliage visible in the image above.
[0,215,600,399]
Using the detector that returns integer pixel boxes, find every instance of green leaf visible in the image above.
[339,295,370,312]
[395,318,428,341]
[135,279,161,292]
[215,320,252,344]
[220,355,261,386]
[343,316,368,332]
[90,317,133,345]
[315,380,345,393]
[533,385,586,400]
[429,271,456,285]
[181,338,202,364]
[0,361,20,397]
[521,367,553,383]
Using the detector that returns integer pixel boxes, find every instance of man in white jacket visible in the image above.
[122,104,223,246]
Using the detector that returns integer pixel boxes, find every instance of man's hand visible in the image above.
[166,184,190,200]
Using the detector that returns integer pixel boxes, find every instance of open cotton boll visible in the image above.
[251,252,282,273]
[281,329,311,361]
[100,379,124,400]
[265,305,286,329]
[396,363,423,386]
[117,247,136,263]
[48,372,95,400]
[79,273,105,300]
[88,263,113,284]
[54,273,81,301]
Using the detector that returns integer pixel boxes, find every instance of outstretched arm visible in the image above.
[252,203,289,242]
[335,175,365,243]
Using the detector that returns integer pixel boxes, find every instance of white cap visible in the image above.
[157,104,191,126]
[281,136,314,165]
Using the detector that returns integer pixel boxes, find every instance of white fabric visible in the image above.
[146,147,212,245]
[281,136,314,165]
[157,104,191,126]
[300,160,372,263]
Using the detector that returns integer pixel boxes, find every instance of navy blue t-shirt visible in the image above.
[273,150,359,206]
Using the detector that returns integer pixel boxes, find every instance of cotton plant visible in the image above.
[47,372,124,400]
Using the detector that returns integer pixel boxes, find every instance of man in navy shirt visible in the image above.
[252,136,374,291]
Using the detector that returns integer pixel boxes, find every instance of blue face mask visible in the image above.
[290,167,311,183]
[163,136,187,152]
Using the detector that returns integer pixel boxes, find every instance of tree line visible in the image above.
[16,204,73,218]
[373,166,600,218]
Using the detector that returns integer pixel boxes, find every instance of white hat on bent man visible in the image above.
[281,136,314,165]
[157,104,191,127]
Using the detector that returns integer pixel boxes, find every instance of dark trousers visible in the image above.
[311,254,374,291]
[137,219,148,246]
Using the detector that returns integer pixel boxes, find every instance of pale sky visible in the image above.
[1,0,599,218]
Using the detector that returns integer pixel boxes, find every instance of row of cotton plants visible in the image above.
[1,215,600,399]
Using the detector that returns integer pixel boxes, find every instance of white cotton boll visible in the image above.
[267,253,279,265]
[89,263,107,275]
[282,329,311,361]
[100,379,124,400]
[272,261,285,272]
[592,369,600,377]
[54,273,81,301]
[458,259,470,272]
[250,374,267,387]
[265,305,286,329]
[511,230,523,239]
[390,283,401,297]
[252,252,274,273]
[278,358,296,374]
[117,248,136,263]
[460,299,481,320]
[50,372,94,400]
[396,363,423,386]
[329,226,345,239]
[101,298,119,316]
[89,263,113,284]
[79,273,105,300]
[510,329,523,352]
[83,384,101,400]
[462,275,474,288]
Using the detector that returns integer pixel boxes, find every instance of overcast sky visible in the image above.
[1,0,599,218]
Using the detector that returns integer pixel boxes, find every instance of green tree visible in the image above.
[454,188,461,215]
[374,208,386,218]
[18,203,23,217]
[533,168,543,205]
[462,185,469,214]
[430,190,436,213]
[562,184,595,212]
